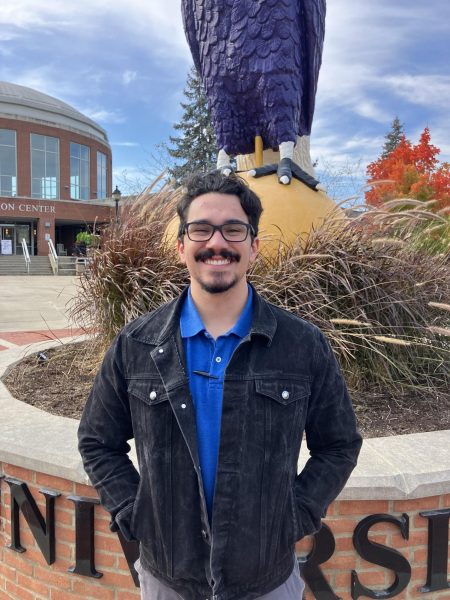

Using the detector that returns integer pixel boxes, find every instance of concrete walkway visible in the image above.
[0,276,83,349]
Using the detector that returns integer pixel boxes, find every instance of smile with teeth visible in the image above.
[204,257,232,265]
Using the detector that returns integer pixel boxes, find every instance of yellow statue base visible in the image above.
[238,171,343,255]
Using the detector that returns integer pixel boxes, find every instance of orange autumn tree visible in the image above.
[365,127,450,211]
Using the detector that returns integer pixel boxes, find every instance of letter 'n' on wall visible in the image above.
[4,477,60,564]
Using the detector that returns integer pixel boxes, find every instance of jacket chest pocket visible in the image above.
[127,379,169,406]
[127,379,172,451]
[254,378,309,457]
[255,379,310,406]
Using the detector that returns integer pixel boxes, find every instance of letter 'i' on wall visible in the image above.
[351,513,411,599]
[67,495,102,578]
[419,508,450,593]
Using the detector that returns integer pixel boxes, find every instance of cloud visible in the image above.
[0,0,188,60]
[112,142,139,147]
[318,2,450,123]
[82,108,126,124]
[7,67,81,100]
[122,70,137,86]
[385,75,450,111]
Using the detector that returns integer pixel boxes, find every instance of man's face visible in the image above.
[177,192,259,294]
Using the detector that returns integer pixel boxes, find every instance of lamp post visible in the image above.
[112,186,122,224]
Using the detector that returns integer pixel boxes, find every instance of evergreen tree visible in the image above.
[382,116,405,158]
[167,67,217,185]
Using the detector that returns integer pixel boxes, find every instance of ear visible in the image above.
[249,236,260,264]
[177,238,186,264]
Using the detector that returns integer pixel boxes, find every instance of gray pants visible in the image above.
[135,558,305,600]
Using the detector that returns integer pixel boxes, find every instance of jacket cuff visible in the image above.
[111,501,135,541]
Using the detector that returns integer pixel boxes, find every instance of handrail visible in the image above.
[21,239,31,275]
[48,238,58,275]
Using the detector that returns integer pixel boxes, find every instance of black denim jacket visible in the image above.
[78,287,362,600]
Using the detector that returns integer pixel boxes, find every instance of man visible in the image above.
[78,171,362,600]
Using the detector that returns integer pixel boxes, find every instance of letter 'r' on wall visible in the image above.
[351,513,411,599]
[298,523,339,600]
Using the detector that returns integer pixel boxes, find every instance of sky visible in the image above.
[0,0,449,200]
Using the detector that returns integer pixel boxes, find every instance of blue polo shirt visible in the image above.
[180,286,253,521]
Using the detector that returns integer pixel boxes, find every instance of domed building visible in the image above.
[0,82,113,257]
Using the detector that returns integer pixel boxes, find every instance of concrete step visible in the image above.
[0,256,53,276]
[57,257,77,275]
[0,255,80,275]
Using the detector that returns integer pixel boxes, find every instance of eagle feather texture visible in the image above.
[182,0,326,156]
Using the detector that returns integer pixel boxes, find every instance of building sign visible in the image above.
[1,476,450,598]
[0,202,56,214]
[1,239,12,254]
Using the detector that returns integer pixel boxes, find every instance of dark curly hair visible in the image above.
[176,171,263,239]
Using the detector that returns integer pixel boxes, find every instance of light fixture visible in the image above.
[112,186,122,223]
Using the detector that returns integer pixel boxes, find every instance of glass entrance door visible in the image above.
[15,224,31,256]
[0,224,15,255]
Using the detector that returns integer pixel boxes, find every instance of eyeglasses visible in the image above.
[182,221,255,242]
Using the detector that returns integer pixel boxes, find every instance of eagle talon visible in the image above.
[250,158,321,191]
[219,165,234,177]
[277,157,293,185]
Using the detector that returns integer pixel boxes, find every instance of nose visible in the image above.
[205,227,229,248]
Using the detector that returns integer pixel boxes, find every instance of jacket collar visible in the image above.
[127,284,277,346]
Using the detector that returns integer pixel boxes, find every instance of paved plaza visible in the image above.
[0,276,83,350]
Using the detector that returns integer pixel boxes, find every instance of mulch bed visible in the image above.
[2,341,449,438]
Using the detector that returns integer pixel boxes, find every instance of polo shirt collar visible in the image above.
[180,285,253,339]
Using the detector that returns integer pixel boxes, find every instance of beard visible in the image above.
[194,248,241,294]
[199,274,239,294]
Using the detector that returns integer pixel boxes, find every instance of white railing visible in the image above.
[21,239,31,275]
[48,238,58,275]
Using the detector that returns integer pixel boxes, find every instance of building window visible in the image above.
[0,129,17,197]
[31,134,59,199]
[70,142,90,200]
[97,151,107,199]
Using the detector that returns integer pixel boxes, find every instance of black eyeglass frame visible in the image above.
[181,221,256,242]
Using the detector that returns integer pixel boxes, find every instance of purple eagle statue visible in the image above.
[181,0,326,187]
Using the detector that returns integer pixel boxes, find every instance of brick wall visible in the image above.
[296,496,450,600]
[0,463,139,600]
[0,462,449,600]
[0,117,112,201]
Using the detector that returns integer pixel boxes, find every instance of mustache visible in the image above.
[195,249,240,263]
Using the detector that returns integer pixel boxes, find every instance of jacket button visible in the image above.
[149,391,157,400]
[282,390,290,400]
[158,348,164,354]
[181,403,186,409]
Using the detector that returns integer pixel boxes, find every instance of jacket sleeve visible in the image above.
[78,332,140,541]
[293,328,362,539]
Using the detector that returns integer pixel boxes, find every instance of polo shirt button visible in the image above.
[149,391,157,400]
[282,390,290,400]
[215,356,222,363]
[158,348,164,354]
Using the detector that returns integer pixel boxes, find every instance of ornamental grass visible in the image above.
[71,183,449,401]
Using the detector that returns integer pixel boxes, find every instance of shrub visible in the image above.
[70,181,188,349]
[251,203,449,397]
